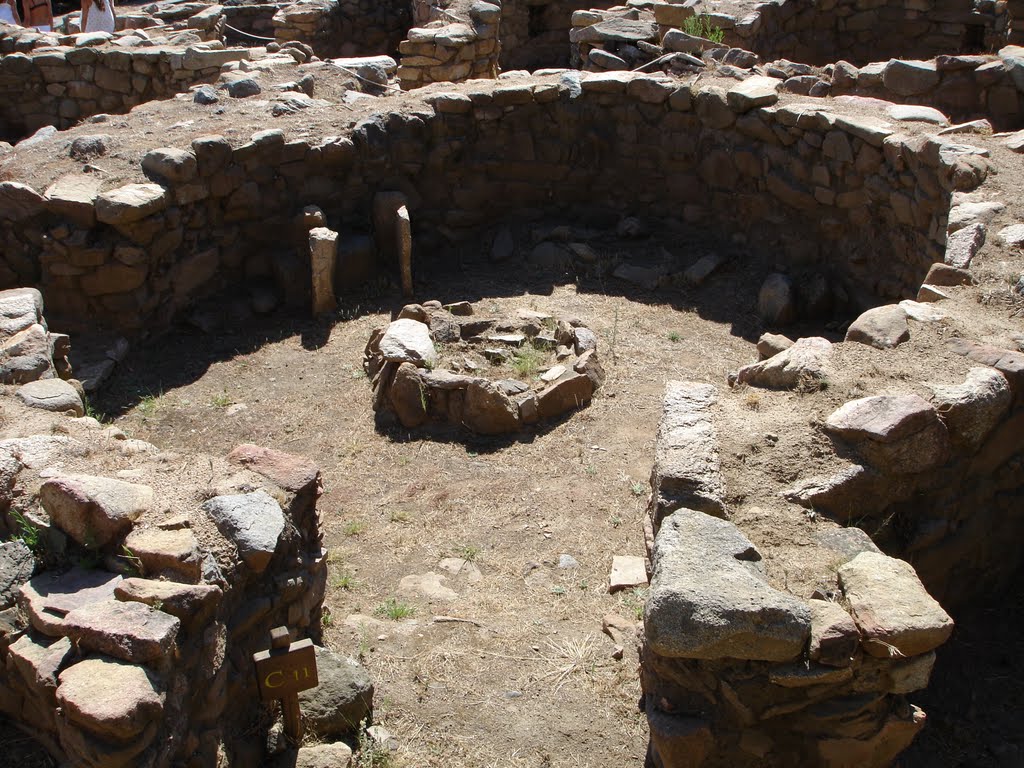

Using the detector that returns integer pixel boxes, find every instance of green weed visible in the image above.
[682,14,725,43]
[375,598,415,620]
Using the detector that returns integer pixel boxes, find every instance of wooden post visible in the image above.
[254,626,319,746]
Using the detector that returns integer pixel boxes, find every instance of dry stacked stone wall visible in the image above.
[398,0,500,89]
[641,383,956,768]
[651,0,1015,67]
[0,304,338,767]
[0,73,987,333]
[0,30,250,141]
[272,0,409,57]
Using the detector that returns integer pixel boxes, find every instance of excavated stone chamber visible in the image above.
[1,13,1024,763]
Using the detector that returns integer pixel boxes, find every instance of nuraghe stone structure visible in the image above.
[1,0,1024,764]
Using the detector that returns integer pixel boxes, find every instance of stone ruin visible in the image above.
[0,0,1022,763]
[0,288,372,766]
[365,300,605,434]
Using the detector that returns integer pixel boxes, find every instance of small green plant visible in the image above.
[375,598,415,620]
[455,543,480,562]
[667,331,681,343]
[342,520,366,537]
[630,481,646,497]
[83,398,108,423]
[9,509,41,553]
[120,545,144,577]
[137,391,161,418]
[354,720,394,768]
[584,464,597,477]
[609,514,623,528]
[332,571,358,590]
[682,14,725,43]
[417,382,428,414]
[389,509,410,523]
[211,391,232,408]
[321,607,334,628]
[511,342,549,378]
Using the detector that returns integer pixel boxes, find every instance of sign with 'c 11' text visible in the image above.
[253,637,318,702]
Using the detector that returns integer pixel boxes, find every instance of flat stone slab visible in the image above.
[40,473,154,548]
[95,183,169,225]
[646,509,811,661]
[56,657,164,741]
[886,104,948,125]
[838,551,953,658]
[227,443,321,494]
[825,395,939,443]
[997,224,1024,247]
[898,300,945,323]
[62,598,180,663]
[16,378,85,416]
[378,318,437,367]
[734,336,832,389]
[19,567,123,636]
[649,382,725,523]
[293,743,354,768]
[609,555,648,592]
[115,577,222,627]
[202,490,284,573]
[825,395,948,474]
[727,76,781,112]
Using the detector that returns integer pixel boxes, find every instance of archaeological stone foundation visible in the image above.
[1,0,1023,764]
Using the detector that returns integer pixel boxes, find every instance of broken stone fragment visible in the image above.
[807,598,860,667]
[927,367,1011,450]
[7,633,74,698]
[378,318,436,368]
[0,540,34,610]
[756,332,793,360]
[645,509,811,661]
[536,372,593,421]
[298,646,373,739]
[824,395,949,474]
[40,474,154,548]
[201,490,285,573]
[95,183,169,225]
[123,527,202,583]
[944,221,986,268]
[727,75,781,112]
[18,567,122,637]
[462,378,520,434]
[844,305,909,349]
[56,656,164,742]
[62,598,180,663]
[609,555,648,592]
[757,273,796,326]
[838,551,953,658]
[733,336,832,389]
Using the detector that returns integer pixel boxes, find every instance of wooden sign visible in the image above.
[253,626,319,741]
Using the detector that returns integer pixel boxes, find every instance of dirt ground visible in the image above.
[61,230,1009,767]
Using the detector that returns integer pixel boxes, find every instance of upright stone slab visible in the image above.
[309,227,338,315]
[396,205,413,299]
[648,382,725,526]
